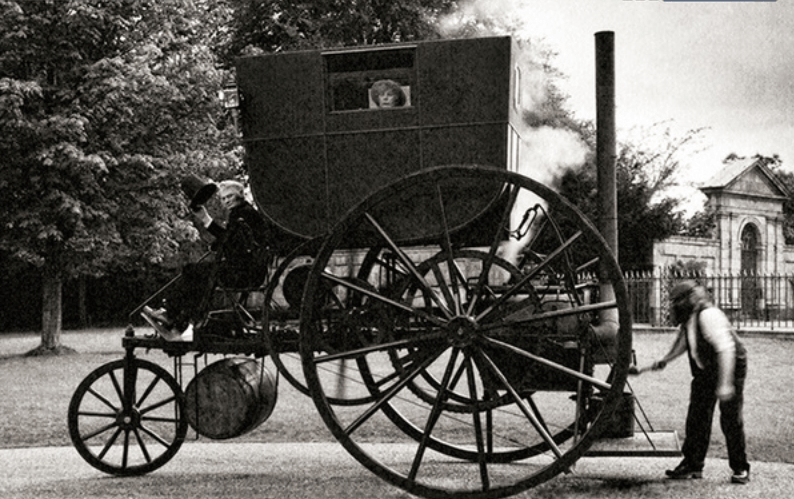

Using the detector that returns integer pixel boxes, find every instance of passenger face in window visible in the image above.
[378,89,400,108]
[371,79,406,108]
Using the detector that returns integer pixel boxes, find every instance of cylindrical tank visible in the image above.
[184,358,277,440]
[591,392,635,439]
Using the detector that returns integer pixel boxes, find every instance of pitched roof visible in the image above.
[699,156,790,198]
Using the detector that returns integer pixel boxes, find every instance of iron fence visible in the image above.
[624,270,794,331]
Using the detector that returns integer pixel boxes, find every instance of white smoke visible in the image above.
[502,126,588,265]
[521,126,589,186]
[439,1,589,264]
[438,0,532,37]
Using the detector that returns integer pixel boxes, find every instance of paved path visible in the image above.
[2,442,792,499]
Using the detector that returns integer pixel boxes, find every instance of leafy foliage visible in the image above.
[1,0,237,282]
[681,205,716,238]
[766,157,794,245]
[217,0,457,63]
[0,0,242,342]
[558,123,706,268]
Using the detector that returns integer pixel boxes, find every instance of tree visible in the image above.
[682,206,716,238]
[217,0,458,62]
[0,0,236,354]
[763,156,794,244]
[558,123,706,269]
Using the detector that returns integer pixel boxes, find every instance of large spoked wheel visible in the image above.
[300,165,632,498]
[68,357,187,476]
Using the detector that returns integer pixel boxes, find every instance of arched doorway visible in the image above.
[740,223,761,318]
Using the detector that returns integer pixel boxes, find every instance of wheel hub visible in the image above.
[116,408,141,430]
[446,315,479,347]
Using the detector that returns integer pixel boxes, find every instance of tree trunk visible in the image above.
[78,275,89,328]
[41,274,62,348]
[26,273,75,356]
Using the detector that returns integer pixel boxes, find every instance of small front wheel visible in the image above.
[68,357,187,476]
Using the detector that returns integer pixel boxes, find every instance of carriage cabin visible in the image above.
[235,36,524,240]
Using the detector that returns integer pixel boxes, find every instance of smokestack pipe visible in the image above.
[596,31,618,254]
[592,31,619,361]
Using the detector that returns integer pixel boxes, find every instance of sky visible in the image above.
[451,0,794,210]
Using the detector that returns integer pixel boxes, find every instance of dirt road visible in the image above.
[2,442,792,499]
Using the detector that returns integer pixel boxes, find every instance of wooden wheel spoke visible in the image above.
[78,410,117,419]
[140,415,182,424]
[321,271,447,327]
[131,428,153,464]
[482,336,611,391]
[525,394,555,444]
[368,369,402,390]
[313,331,446,364]
[138,395,178,416]
[97,427,123,460]
[138,423,172,449]
[136,375,162,409]
[464,354,490,490]
[80,421,119,441]
[481,300,618,332]
[367,249,409,282]
[364,213,453,319]
[429,262,458,314]
[448,358,467,394]
[109,370,124,407]
[435,185,463,315]
[409,348,461,480]
[475,230,584,322]
[342,346,446,436]
[122,431,130,469]
[449,260,472,298]
[87,387,120,412]
[393,347,440,371]
[476,350,564,459]
[467,183,520,315]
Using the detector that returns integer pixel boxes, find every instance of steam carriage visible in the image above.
[68,37,674,498]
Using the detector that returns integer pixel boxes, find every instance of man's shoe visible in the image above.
[160,326,186,342]
[665,464,703,480]
[141,312,183,341]
[177,323,194,342]
[731,469,750,484]
[142,306,172,326]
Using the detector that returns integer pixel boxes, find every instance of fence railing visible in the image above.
[624,271,794,330]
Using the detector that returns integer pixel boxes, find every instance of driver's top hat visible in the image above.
[181,175,218,211]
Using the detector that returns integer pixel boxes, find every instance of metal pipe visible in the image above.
[596,31,617,255]
[592,31,620,362]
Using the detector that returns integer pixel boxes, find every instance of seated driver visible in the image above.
[142,180,272,340]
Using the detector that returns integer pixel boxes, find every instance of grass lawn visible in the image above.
[1,328,792,465]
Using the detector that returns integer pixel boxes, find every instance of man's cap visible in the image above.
[670,280,698,302]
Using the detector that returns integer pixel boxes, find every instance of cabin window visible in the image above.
[325,48,415,112]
